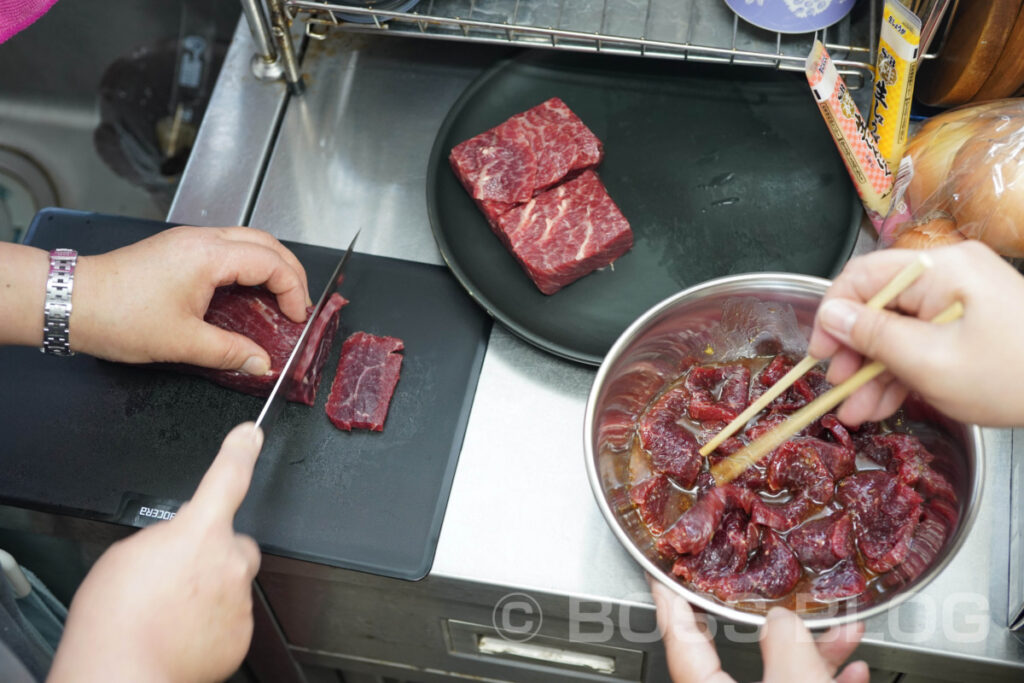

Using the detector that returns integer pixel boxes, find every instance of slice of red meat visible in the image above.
[660,485,757,556]
[713,529,801,600]
[820,414,855,451]
[745,410,822,441]
[917,466,958,503]
[685,365,750,423]
[749,355,822,412]
[326,332,404,431]
[754,355,791,389]
[750,440,837,531]
[638,386,701,487]
[810,559,867,601]
[630,474,672,535]
[494,170,632,295]
[836,471,923,573]
[186,286,347,405]
[751,495,818,531]
[882,497,957,587]
[765,440,835,503]
[449,97,603,206]
[786,511,856,571]
[672,510,760,593]
[784,436,855,481]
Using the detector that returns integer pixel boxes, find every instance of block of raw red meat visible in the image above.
[494,170,633,295]
[184,285,347,405]
[449,96,604,225]
[326,332,404,431]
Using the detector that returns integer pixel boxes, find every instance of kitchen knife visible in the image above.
[255,231,359,431]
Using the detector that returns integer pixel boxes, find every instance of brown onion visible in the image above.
[903,99,1024,256]
[890,214,965,249]
[948,128,1024,257]
[904,101,1015,214]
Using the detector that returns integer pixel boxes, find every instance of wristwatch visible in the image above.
[41,248,78,356]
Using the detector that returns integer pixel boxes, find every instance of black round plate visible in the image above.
[427,52,860,365]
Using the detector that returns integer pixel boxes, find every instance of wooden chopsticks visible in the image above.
[710,300,964,485]
[698,253,934,457]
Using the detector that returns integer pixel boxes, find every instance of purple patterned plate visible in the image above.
[724,0,858,34]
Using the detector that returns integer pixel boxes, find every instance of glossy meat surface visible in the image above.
[448,97,603,209]
[326,332,404,431]
[186,286,347,405]
[494,170,633,295]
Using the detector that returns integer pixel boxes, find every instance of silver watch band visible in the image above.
[41,248,78,357]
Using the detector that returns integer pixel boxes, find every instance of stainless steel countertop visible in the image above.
[170,28,1024,678]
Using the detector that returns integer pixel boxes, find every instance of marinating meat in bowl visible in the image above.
[584,274,983,628]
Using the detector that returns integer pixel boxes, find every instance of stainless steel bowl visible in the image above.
[583,273,984,628]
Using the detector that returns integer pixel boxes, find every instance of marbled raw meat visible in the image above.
[810,559,867,601]
[883,497,957,587]
[660,485,757,556]
[448,97,603,212]
[713,529,801,600]
[672,510,759,593]
[686,365,750,422]
[638,385,702,487]
[787,511,856,571]
[185,285,347,405]
[494,170,633,295]
[326,332,404,431]
[629,474,672,535]
[836,471,923,573]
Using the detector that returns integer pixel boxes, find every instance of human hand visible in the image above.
[48,423,265,683]
[650,579,868,683]
[71,226,310,374]
[807,241,1024,427]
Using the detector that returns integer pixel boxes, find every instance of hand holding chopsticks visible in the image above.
[711,300,964,486]
[699,253,934,457]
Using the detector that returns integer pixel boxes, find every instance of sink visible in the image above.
[0,0,238,241]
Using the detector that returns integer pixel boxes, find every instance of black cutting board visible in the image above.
[0,209,491,580]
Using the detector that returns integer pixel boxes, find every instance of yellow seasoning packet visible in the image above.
[805,40,893,228]
[868,0,922,171]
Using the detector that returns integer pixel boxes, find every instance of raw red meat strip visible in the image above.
[836,471,923,573]
[638,385,702,487]
[660,485,757,556]
[750,439,836,531]
[751,496,819,531]
[749,355,822,413]
[713,529,801,600]
[494,170,633,295]
[820,414,855,451]
[779,437,855,482]
[883,497,957,587]
[449,97,603,209]
[185,286,347,405]
[326,332,404,431]
[686,365,750,423]
[810,560,867,601]
[629,474,672,535]
[786,511,856,572]
[672,510,759,593]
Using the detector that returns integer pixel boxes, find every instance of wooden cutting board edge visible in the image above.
[917,0,1023,106]
[972,2,1024,101]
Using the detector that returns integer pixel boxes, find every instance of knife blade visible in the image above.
[255,231,359,431]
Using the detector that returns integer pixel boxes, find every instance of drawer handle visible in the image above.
[477,635,616,674]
